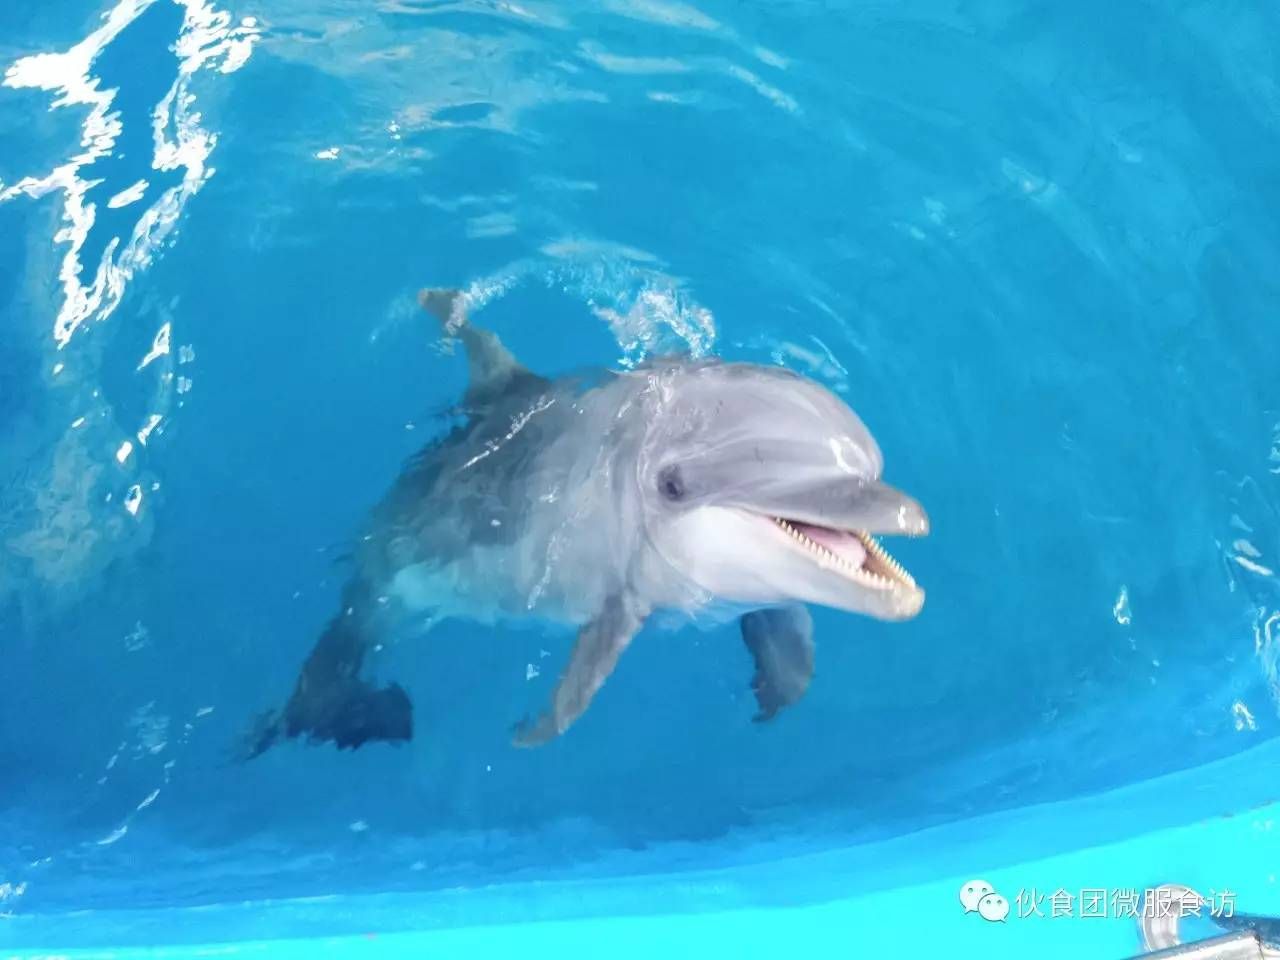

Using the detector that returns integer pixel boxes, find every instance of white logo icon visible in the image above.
[978,892,1010,922]
[960,880,1009,922]
[960,879,994,914]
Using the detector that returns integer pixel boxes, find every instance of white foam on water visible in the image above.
[0,0,260,598]
[459,241,717,367]
[1,0,260,348]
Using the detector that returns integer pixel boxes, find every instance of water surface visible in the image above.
[1,0,1278,931]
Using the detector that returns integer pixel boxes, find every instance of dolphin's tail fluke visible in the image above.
[238,587,413,761]
[239,681,413,761]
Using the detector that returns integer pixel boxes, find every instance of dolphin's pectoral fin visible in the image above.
[513,594,646,747]
[418,287,548,405]
[741,605,815,722]
[238,586,413,760]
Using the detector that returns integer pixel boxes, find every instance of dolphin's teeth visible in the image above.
[772,517,914,591]
[855,530,916,589]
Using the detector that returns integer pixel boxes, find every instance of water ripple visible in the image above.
[1,0,258,346]
[0,0,257,601]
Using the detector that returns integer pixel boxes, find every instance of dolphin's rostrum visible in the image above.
[244,289,928,756]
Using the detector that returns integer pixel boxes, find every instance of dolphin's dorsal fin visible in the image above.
[419,288,547,405]
[512,592,648,746]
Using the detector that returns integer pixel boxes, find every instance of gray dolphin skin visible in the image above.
[244,289,928,757]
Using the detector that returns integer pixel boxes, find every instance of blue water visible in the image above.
[2,0,1279,952]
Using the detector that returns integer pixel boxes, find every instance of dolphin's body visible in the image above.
[247,290,928,755]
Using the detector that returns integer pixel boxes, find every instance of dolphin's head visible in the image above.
[636,361,928,620]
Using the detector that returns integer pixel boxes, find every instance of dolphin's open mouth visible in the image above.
[771,517,917,592]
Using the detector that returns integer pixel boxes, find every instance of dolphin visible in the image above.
[244,289,928,756]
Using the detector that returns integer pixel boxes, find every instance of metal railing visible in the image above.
[1127,885,1280,959]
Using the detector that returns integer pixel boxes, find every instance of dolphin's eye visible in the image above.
[658,465,685,502]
